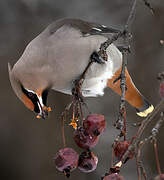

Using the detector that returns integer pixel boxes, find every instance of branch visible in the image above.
[136,143,148,180]
[142,0,155,15]
[135,112,164,179]
[153,139,162,175]
[113,0,137,137]
[125,0,137,32]
[120,99,164,163]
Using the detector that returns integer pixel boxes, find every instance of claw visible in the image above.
[90,51,106,64]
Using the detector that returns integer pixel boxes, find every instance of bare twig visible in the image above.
[125,0,137,32]
[114,51,128,137]
[136,142,148,180]
[60,102,73,147]
[153,139,161,175]
[138,112,164,144]
[141,163,148,180]
[142,0,155,15]
[111,147,114,167]
[136,143,142,180]
[134,112,164,180]
[114,0,138,137]
[98,0,137,59]
[152,112,164,175]
[120,100,164,163]
[98,1,137,59]
[117,51,128,137]
[61,115,66,147]
[151,112,164,139]
[136,147,142,180]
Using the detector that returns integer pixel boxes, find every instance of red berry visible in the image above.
[114,141,133,161]
[154,174,164,180]
[159,81,164,98]
[78,151,98,173]
[54,148,79,177]
[74,127,99,149]
[103,173,124,180]
[83,114,106,136]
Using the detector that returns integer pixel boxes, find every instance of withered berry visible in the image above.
[83,114,106,136]
[154,174,164,180]
[103,173,124,180]
[114,141,133,161]
[74,127,99,149]
[159,81,164,99]
[54,148,79,177]
[78,151,98,173]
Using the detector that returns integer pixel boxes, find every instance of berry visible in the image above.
[154,174,164,180]
[78,151,98,173]
[83,114,106,136]
[74,127,99,149]
[54,148,79,177]
[159,81,164,98]
[103,173,124,180]
[114,141,134,161]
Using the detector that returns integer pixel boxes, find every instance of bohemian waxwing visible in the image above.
[8,18,154,119]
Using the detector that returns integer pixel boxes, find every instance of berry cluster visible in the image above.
[54,114,106,177]
[74,114,106,150]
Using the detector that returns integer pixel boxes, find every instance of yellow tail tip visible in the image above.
[136,105,154,117]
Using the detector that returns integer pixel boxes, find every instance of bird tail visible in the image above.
[107,67,154,117]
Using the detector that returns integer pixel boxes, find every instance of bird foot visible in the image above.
[90,51,106,64]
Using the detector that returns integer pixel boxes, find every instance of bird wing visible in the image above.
[48,18,120,37]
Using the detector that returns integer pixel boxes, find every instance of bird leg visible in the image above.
[71,54,104,128]
[72,59,93,102]
[90,51,106,64]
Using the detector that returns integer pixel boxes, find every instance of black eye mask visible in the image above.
[21,86,40,113]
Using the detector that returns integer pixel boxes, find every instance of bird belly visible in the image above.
[81,77,110,97]
[51,41,122,97]
[81,59,114,97]
[56,59,114,97]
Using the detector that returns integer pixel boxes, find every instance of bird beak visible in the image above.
[36,95,52,119]
[36,106,52,119]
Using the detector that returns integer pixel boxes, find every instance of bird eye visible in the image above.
[28,92,35,99]
[21,85,38,102]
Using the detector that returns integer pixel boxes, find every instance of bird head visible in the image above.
[8,63,51,119]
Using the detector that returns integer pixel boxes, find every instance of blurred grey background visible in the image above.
[0,0,164,179]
